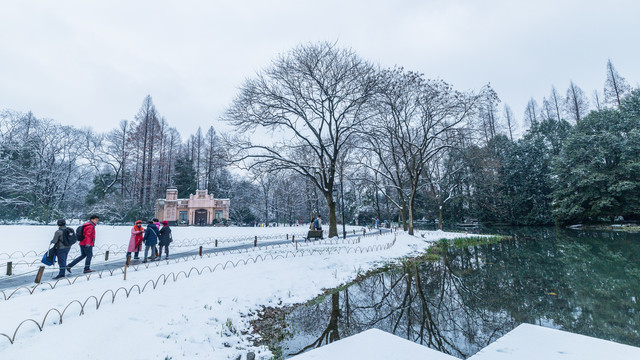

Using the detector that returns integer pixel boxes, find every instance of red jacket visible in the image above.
[79,221,96,246]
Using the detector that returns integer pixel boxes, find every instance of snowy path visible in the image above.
[0,229,387,291]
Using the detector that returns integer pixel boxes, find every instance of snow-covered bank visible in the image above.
[0,226,459,359]
[468,323,640,360]
[289,324,640,360]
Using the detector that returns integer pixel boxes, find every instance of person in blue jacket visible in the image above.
[313,215,322,230]
[142,221,159,263]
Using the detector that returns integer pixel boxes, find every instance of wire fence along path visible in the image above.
[0,236,396,345]
[0,235,375,302]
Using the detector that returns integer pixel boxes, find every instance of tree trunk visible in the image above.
[408,191,415,235]
[399,208,407,231]
[325,193,338,238]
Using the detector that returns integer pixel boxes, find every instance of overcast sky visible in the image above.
[1,0,638,139]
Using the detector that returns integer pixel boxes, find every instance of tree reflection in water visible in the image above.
[277,227,640,359]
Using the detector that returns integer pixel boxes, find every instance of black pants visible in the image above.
[54,247,70,277]
[158,244,169,258]
[68,245,93,271]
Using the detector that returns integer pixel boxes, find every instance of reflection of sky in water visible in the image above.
[274,227,640,359]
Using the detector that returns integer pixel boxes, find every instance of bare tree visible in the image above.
[540,98,555,121]
[111,120,129,197]
[81,130,122,197]
[361,68,486,235]
[593,90,603,111]
[425,149,462,230]
[132,95,160,205]
[223,42,377,237]
[503,105,515,141]
[549,86,563,121]
[604,59,631,108]
[564,81,589,124]
[479,93,500,142]
[252,169,274,225]
[194,127,204,188]
[523,98,539,127]
[0,112,87,221]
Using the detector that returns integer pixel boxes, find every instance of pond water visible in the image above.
[272,227,640,358]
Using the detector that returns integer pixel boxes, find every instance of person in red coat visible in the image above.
[67,215,99,273]
[127,220,144,259]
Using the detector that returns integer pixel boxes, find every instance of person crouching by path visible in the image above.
[67,215,99,274]
[143,221,159,263]
[127,220,144,260]
[51,219,71,279]
[158,221,173,260]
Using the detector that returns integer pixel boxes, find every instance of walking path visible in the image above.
[0,228,390,291]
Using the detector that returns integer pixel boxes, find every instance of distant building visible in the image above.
[155,187,230,226]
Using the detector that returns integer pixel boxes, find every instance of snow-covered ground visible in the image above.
[0,225,461,359]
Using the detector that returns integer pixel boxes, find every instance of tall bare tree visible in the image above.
[523,98,539,127]
[604,59,631,108]
[564,81,589,124]
[132,95,160,205]
[224,42,377,237]
[549,86,564,121]
[503,105,515,141]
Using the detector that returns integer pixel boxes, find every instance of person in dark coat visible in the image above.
[158,220,173,259]
[51,219,71,279]
[142,221,159,263]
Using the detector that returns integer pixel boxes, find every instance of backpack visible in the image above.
[61,227,77,247]
[76,224,85,243]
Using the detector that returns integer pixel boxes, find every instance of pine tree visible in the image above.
[173,152,197,199]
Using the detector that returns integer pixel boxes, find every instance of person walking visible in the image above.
[51,219,72,279]
[67,215,99,274]
[142,221,159,263]
[126,220,144,260]
[158,220,173,260]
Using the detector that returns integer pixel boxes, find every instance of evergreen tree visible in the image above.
[173,152,197,198]
[505,119,571,224]
[552,103,640,223]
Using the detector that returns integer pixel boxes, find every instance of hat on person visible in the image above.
[162,221,168,225]
[135,220,142,224]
